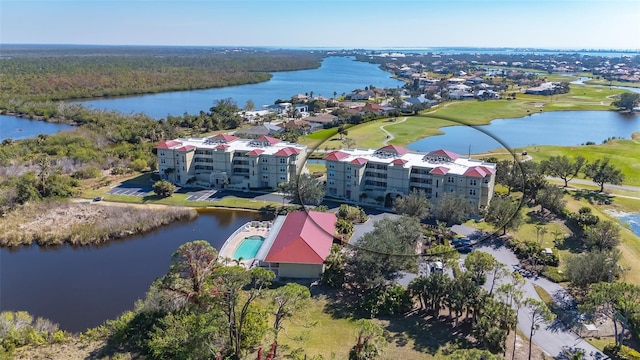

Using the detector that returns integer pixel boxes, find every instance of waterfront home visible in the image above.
[324,146,496,210]
[156,134,307,189]
[219,211,337,278]
[234,124,283,138]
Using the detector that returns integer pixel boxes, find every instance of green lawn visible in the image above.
[522,138,640,187]
[258,293,469,360]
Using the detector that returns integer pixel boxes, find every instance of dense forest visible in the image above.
[0,47,324,101]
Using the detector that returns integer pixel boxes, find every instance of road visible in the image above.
[451,225,605,359]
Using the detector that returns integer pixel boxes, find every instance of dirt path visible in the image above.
[380,117,407,145]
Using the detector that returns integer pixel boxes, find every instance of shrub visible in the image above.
[129,158,147,172]
[72,166,102,179]
[603,343,640,360]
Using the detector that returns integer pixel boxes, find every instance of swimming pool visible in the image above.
[233,235,265,260]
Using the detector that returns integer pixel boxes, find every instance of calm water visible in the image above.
[0,115,75,142]
[408,111,640,154]
[74,56,405,119]
[620,214,640,237]
[0,210,262,332]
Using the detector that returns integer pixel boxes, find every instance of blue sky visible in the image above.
[1,0,639,49]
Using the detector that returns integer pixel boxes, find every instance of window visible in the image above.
[347,175,351,179]
[262,158,268,163]
[160,159,165,164]
[280,175,286,180]
[448,176,455,183]
[470,179,477,186]
[470,189,476,195]
[262,175,269,179]
[328,170,335,177]
[280,167,286,172]
[262,166,268,171]
[328,180,335,185]
[279,158,286,164]
[484,178,490,183]
[328,163,335,169]
[159,151,165,156]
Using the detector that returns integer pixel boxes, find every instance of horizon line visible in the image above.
[1,43,639,52]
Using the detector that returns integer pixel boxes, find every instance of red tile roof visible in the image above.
[215,144,230,150]
[391,158,408,165]
[324,151,350,161]
[430,166,450,175]
[378,144,409,155]
[265,211,336,264]
[463,166,490,178]
[156,140,182,149]
[426,149,461,160]
[349,157,368,165]
[175,145,196,152]
[274,147,302,157]
[478,165,496,174]
[256,135,281,145]
[246,149,265,156]
[213,134,239,142]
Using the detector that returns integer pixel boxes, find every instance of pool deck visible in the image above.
[219,221,272,268]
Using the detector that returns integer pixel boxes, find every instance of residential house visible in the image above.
[234,124,283,138]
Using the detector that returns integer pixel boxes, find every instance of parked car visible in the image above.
[457,245,474,253]
[93,196,103,202]
[451,237,471,247]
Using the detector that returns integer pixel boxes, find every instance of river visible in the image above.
[0,209,263,332]
[74,56,405,119]
[0,115,75,142]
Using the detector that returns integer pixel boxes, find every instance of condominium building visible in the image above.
[323,145,496,210]
[156,134,307,190]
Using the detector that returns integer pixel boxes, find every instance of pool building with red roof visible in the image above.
[156,134,307,189]
[219,211,337,278]
[323,146,496,210]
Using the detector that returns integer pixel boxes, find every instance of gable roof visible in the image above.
[391,158,408,165]
[175,145,196,152]
[430,166,450,175]
[156,140,182,149]
[274,147,302,157]
[426,149,461,160]
[463,166,491,178]
[349,157,368,165]
[215,144,230,150]
[324,151,350,161]
[256,135,281,145]
[378,145,409,155]
[213,134,239,142]
[264,211,336,264]
[246,149,265,156]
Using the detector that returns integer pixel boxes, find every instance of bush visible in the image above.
[603,343,640,360]
[129,158,148,172]
[153,180,176,197]
[72,166,102,179]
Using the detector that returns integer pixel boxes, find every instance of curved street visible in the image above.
[451,225,605,359]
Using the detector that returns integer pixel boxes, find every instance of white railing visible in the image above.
[218,222,252,260]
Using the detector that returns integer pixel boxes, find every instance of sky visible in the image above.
[1,0,639,50]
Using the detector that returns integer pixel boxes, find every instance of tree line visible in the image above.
[0,50,323,101]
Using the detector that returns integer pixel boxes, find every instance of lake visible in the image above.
[74,56,405,119]
[0,115,75,142]
[0,209,262,332]
[408,110,640,154]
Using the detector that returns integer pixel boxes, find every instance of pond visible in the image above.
[73,56,405,119]
[408,110,640,154]
[0,209,264,332]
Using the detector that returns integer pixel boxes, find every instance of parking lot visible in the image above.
[185,189,218,201]
[107,185,153,197]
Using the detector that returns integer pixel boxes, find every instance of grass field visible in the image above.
[300,83,628,155]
